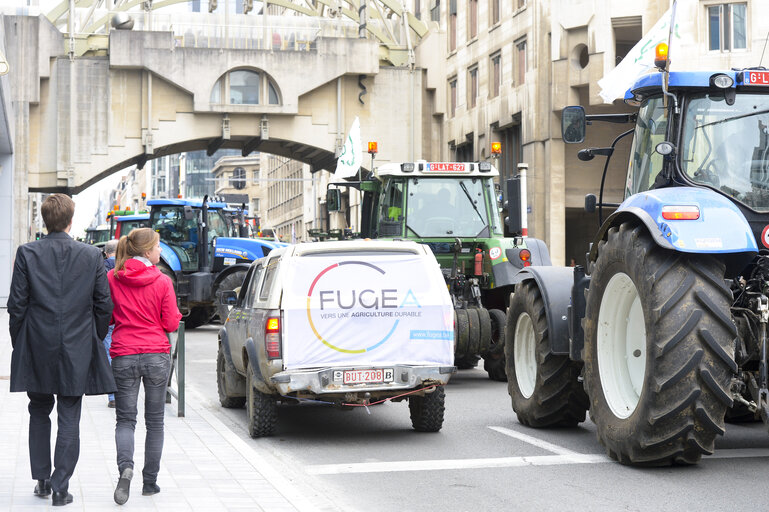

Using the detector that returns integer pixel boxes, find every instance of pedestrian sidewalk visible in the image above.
[0,308,322,512]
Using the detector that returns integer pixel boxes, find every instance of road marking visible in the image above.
[306,454,609,475]
[306,428,769,475]
[488,426,578,455]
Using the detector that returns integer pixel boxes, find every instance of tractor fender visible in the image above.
[244,337,272,394]
[496,238,553,289]
[513,266,574,355]
[159,241,182,272]
[218,327,246,395]
[589,189,757,267]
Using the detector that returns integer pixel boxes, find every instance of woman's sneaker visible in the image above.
[113,468,133,505]
[142,483,161,496]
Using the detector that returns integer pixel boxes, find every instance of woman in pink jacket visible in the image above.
[107,228,181,506]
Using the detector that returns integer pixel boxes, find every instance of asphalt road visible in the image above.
[182,323,769,512]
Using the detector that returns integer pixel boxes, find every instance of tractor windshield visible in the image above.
[151,206,199,272]
[405,177,500,238]
[681,92,769,211]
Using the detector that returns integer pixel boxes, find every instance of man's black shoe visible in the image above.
[51,491,73,506]
[34,479,51,497]
[114,467,133,505]
[142,483,161,496]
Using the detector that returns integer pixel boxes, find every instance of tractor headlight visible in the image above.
[711,74,734,89]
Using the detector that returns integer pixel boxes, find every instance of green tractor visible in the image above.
[326,161,550,380]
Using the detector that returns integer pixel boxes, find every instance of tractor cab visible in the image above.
[110,211,150,239]
[370,162,503,240]
[84,224,110,248]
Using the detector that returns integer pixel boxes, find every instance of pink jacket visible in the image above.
[108,258,181,357]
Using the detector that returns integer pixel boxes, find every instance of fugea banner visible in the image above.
[281,253,454,369]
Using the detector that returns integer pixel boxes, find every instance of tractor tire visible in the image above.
[454,309,479,369]
[246,365,277,438]
[215,270,247,323]
[409,387,446,432]
[505,280,588,427]
[184,307,213,329]
[484,309,508,382]
[583,222,736,466]
[217,344,245,409]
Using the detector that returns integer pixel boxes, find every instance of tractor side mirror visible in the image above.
[183,205,194,221]
[326,188,341,212]
[504,177,523,236]
[562,106,586,144]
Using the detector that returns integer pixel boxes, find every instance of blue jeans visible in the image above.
[112,353,171,484]
[103,325,115,401]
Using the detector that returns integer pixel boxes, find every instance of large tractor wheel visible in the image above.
[505,281,588,427]
[454,309,480,369]
[215,270,247,323]
[409,387,446,432]
[583,222,736,466]
[246,365,277,438]
[216,344,245,409]
[484,309,508,381]
[184,307,213,329]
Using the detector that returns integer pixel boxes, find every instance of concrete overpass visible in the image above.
[2,4,446,301]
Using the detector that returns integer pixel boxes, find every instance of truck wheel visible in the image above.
[409,387,446,432]
[215,270,247,323]
[246,365,277,437]
[184,307,213,329]
[583,222,736,465]
[505,280,588,427]
[484,309,508,381]
[217,344,245,408]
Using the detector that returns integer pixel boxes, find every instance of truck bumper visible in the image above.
[270,365,456,395]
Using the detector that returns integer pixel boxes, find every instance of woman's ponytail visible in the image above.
[112,228,159,278]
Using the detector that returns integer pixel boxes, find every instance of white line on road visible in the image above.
[305,427,769,475]
[487,425,579,455]
[306,454,609,475]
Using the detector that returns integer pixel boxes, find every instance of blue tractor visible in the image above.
[505,58,769,464]
[149,197,286,328]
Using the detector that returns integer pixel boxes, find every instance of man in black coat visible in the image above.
[7,194,115,507]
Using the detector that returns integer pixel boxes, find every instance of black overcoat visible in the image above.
[6,231,116,395]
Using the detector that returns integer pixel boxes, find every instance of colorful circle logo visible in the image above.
[306,261,400,354]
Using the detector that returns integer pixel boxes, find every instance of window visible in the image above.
[244,264,264,308]
[210,69,281,105]
[449,0,457,51]
[708,3,747,51]
[449,78,457,117]
[517,0,526,8]
[252,198,260,212]
[252,169,260,182]
[468,66,478,108]
[490,52,501,98]
[431,0,440,22]
[468,0,478,39]
[491,0,500,25]
[414,0,421,20]
[258,260,279,301]
[378,179,404,236]
[515,39,527,85]
[230,167,246,189]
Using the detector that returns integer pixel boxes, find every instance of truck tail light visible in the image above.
[265,316,281,359]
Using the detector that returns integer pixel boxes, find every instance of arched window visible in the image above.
[231,167,247,190]
[210,69,281,106]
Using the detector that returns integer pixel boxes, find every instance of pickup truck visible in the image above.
[216,240,456,437]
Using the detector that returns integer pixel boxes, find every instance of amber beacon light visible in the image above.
[654,42,669,70]
[368,141,378,155]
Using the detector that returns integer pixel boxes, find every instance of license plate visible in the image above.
[343,368,394,384]
[744,70,769,86]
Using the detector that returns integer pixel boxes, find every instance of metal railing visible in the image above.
[166,321,185,417]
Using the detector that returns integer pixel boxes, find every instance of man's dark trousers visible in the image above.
[28,392,83,493]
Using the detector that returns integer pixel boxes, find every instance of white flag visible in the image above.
[334,117,363,179]
[597,7,680,103]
